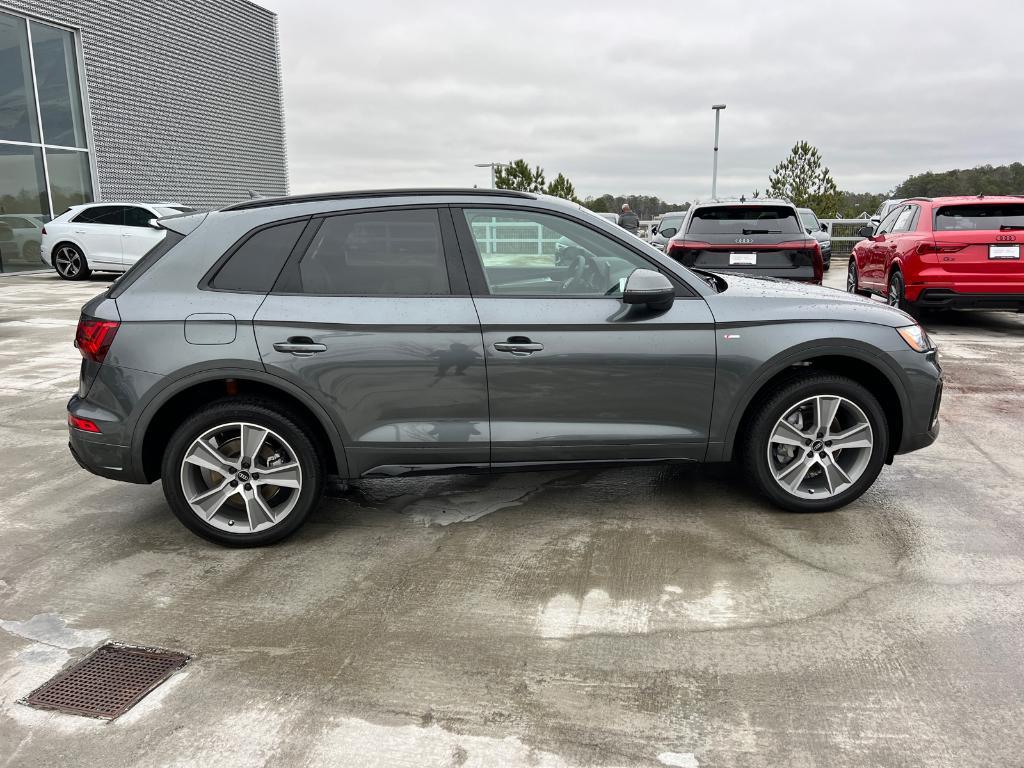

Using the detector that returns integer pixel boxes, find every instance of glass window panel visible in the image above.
[46,148,92,215]
[30,22,87,148]
[0,12,40,142]
[0,143,47,272]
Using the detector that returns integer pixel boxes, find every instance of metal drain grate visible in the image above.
[23,643,189,719]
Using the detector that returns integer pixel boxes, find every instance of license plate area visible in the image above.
[729,253,757,265]
[989,244,1020,260]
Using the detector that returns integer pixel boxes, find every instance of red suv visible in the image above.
[848,196,1024,312]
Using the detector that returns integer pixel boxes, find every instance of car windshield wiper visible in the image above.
[741,228,781,234]
[999,224,1024,230]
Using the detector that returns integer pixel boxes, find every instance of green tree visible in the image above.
[495,159,546,193]
[585,195,610,212]
[894,162,1024,198]
[545,173,578,202]
[767,141,842,215]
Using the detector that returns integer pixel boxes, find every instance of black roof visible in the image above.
[222,188,536,212]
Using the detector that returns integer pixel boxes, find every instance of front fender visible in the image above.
[707,325,913,462]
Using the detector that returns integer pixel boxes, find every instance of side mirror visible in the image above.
[856,225,874,238]
[622,268,674,311]
[650,225,658,235]
[147,218,162,229]
[659,227,678,238]
[820,223,828,232]
[805,227,813,235]
[870,216,880,227]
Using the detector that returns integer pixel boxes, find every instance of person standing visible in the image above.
[619,203,640,234]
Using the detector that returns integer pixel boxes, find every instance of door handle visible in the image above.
[493,337,543,356]
[273,336,326,356]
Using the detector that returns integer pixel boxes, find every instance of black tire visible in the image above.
[887,270,915,315]
[741,373,889,513]
[846,258,868,296]
[161,398,325,546]
[53,243,91,280]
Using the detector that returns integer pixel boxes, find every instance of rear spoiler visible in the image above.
[151,211,208,236]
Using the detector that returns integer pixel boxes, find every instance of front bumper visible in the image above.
[893,349,942,455]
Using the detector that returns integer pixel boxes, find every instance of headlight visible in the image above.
[896,324,934,352]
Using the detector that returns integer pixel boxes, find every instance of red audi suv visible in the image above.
[848,195,1024,312]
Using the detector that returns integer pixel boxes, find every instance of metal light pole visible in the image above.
[711,104,726,201]
[474,162,505,188]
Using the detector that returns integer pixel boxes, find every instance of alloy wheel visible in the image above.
[846,261,857,293]
[179,421,303,534]
[54,246,83,278]
[767,395,874,500]
[887,274,902,307]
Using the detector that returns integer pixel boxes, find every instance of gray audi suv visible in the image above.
[67,189,942,546]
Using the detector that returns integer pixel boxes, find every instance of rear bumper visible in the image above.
[912,288,1024,310]
[67,394,147,483]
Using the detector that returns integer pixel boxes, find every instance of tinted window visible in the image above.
[658,216,683,235]
[875,207,903,236]
[30,21,87,148]
[212,220,305,292]
[799,211,819,231]
[934,204,1024,231]
[123,206,154,228]
[73,205,123,225]
[298,209,449,295]
[463,208,653,297]
[892,205,916,233]
[687,206,802,235]
[0,12,40,143]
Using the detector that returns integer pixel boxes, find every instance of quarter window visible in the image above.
[298,209,450,295]
[462,208,654,296]
[211,220,306,292]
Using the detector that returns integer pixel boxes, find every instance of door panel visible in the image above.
[254,296,488,476]
[475,297,717,464]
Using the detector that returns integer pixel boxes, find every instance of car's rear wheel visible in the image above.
[53,244,91,280]
[887,270,914,314]
[161,398,324,546]
[743,374,888,512]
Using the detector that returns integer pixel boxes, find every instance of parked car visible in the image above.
[594,212,619,225]
[41,202,195,279]
[665,199,823,284]
[0,214,45,270]
[648,211,688,252]
[67,189,941,546]
[848,195,1024,312]
[870,198,904,226]
[797,207,832,270]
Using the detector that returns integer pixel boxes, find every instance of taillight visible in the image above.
[915,242,966,256]
[75,317,120,363]
[68,413,101,433]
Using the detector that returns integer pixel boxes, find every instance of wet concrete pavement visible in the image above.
[1,266,1023,767]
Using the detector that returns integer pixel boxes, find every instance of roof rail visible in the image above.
[221,188,536,212]
[902,197,932,203]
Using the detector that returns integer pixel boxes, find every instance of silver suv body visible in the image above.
[68,189,942,545]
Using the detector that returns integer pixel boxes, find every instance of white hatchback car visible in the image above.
[41,202,193,280]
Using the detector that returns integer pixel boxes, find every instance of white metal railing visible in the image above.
[821,219,871,258]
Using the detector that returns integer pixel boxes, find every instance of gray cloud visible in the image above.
[258,0,1024,201]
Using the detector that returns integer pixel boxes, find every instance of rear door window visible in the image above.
[211,219,306,292]
[297,209,450,295]
[934,204,1024,231]
[892,205,916,233]
[73,205,124,225]
[687,206,802,235]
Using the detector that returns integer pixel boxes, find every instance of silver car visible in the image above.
[67,189,942,546]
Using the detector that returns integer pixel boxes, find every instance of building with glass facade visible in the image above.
[0,1,287,272]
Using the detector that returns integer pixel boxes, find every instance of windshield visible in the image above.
[657,216,683,234]
[799,212,819,231]
[934,204,1024,231]
[687,205,802,235]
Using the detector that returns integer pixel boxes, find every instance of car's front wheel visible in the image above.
[161,398,325,546]
[53,244,91,280]
[743,374,889,512]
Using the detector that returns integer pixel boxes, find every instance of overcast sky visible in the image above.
[257,0,1023,202]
